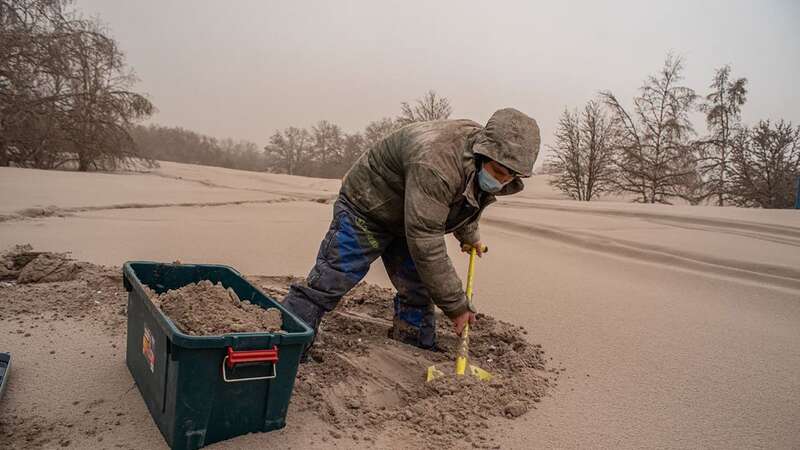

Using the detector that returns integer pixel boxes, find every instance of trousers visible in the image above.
[283,196,436,349]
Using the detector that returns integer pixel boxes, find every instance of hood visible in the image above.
[472,108,540,177]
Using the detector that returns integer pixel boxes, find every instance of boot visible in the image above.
[387,298,437,350]
[283,294,325,362]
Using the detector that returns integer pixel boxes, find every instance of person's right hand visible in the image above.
[452,310,476,335]
[460,242,488,257]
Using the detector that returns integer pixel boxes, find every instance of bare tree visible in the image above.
[600,54,698,204]
[547,101,618,201]
[1,0,74,167]
[698,65,748,205]
[397,90,452,125]
[311,120,344,165]
[260,118,402,178]
[63,21,154,171]
[729,120,800,208]
[218,138,262,170]
[264,127,312,175]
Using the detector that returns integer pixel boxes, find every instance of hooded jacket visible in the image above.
[339,109,540,318]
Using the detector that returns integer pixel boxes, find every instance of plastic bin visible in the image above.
[123,262,314,450]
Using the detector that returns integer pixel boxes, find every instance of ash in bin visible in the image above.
[149,280,283,336]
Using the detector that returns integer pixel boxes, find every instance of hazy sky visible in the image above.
[77,0,799,162]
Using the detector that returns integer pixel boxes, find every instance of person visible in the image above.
[283,108,540,352]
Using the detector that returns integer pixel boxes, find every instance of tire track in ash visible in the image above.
[483,216,800,292]
[644,219,800,248]
[498,200,800,241]
[147,171,338,200]
[0,196,336,223]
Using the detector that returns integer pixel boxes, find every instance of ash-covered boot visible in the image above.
[387,298,437,350]
[282,293,325,362]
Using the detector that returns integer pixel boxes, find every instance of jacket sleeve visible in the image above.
[453,221,480,246]
[403,163,472,318]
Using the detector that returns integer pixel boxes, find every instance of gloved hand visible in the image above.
[460,242,488,257]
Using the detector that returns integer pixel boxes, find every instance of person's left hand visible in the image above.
[452,310,476,335]
[461,241,488,257]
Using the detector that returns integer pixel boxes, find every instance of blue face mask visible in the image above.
[478,166,506,193]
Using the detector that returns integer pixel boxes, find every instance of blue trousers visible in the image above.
[283,197,436,348]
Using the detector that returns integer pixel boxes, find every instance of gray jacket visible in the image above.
[340,116,536,318]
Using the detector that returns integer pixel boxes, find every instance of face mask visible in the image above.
[478,165,506,193]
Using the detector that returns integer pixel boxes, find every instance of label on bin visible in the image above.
[142,325,155,372]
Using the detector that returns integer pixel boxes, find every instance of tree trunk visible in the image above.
[78,155,90,171]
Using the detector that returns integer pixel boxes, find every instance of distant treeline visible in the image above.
[131,90,452,179]
[545,54,800,208]
[129,125,263,173]
[3,2,796,207]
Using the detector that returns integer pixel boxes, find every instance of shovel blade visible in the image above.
[426,365,445,382]
[425,364,493,382]
[468,364,493,381]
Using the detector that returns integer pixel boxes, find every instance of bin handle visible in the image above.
[222,346,279,383]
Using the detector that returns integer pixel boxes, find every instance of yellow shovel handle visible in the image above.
[455,323,469,375]
[465,247,478,300]
[456,248,478,376]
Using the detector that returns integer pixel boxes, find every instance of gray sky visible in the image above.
[78,0,799,161]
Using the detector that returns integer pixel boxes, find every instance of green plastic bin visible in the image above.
[122,262,314,450]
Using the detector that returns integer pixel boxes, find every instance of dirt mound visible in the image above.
[149,280,283,335]
[0,245,128,335]
[17,252,79,284]
[1,245,79,284]
[254,276,557,448]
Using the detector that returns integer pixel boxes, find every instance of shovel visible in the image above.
[426,246,493,382]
